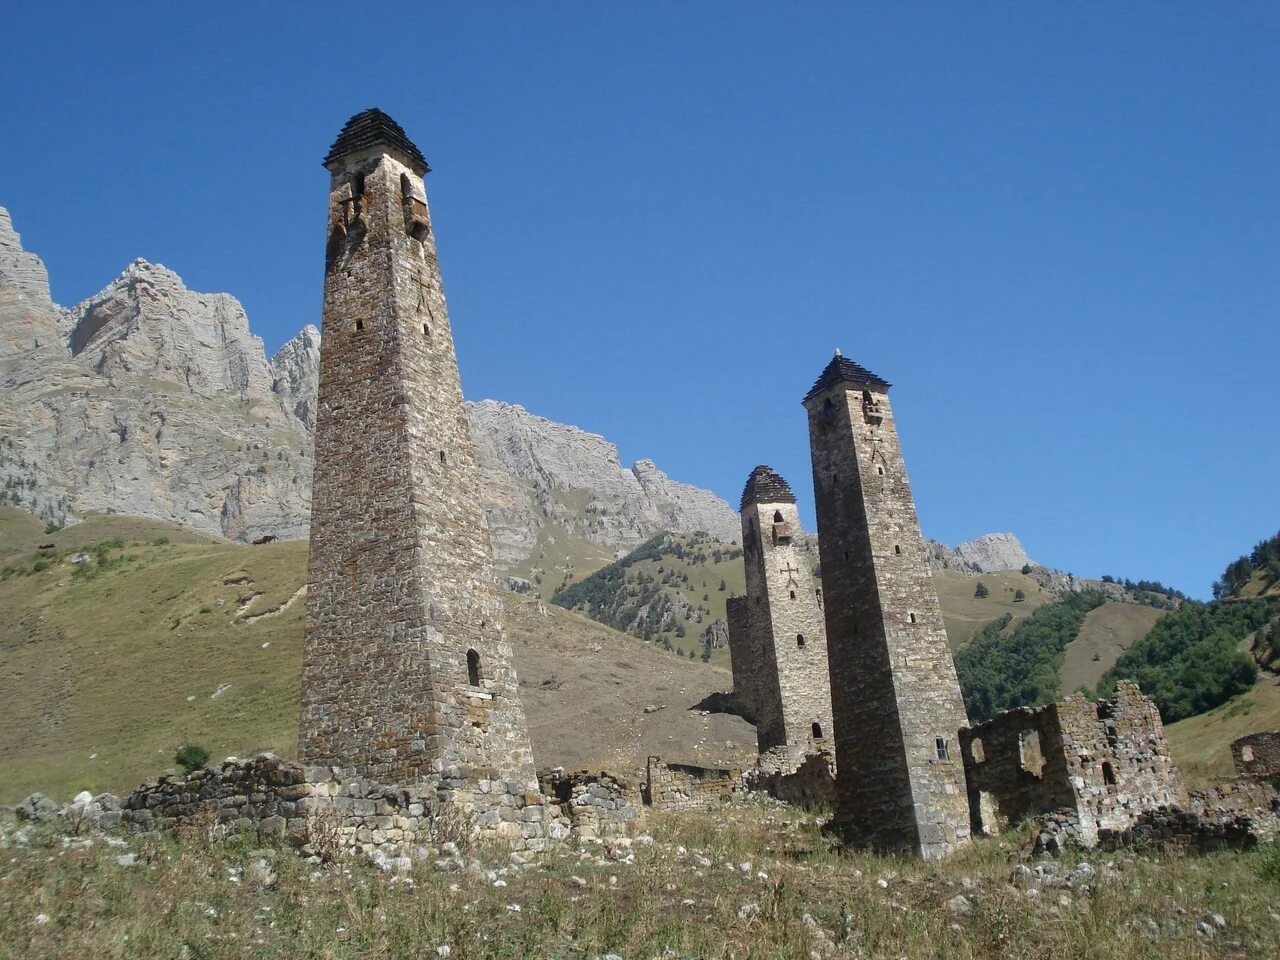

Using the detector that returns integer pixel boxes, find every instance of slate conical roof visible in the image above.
[802,350,891,403]
[324,108,429,173]
[740,465,797,511]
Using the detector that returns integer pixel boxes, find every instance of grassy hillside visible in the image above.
[0,509,755,804]
[1167,674,1280,785]
[934,568,1052,648]
[1060,601,1165,694]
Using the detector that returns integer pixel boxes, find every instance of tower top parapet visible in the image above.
[740,465,797,511]
[324,108,430,174]
[802,352,891,403]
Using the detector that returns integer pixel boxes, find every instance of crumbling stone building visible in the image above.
[959,681,1185,845]
[298,110,541,828]
[726,466,834,769]
[803,352,971,859]
[1231,731,1280,779]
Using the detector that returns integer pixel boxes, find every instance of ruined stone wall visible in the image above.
[725,595,761,722]
[740,747,836,808]
[1232,731,1280,779]
[738,480,834,767]
[121,755,557,854]
[803,362,970,859]
[539,770,641,839]
[300,119,536,793]
[961,682,1185,845]
[641,757,739,812]
[958,706,1076,836]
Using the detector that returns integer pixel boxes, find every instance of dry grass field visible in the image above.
[3,800,1278,960]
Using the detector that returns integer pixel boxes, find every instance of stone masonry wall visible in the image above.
[1231,731,1280,779]
[740,747,836,808]
[538,770,641,839]
[299,114,537,794]
[121,755,558,855]
[725,595,760,723]
[738,467,835,768]
[960,681,1185,845]
[803,357,971,859]
[641,757,740,812]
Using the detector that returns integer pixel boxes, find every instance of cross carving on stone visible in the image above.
[780,561,800,586]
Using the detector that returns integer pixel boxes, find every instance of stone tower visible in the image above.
[299,109,537,792]
[802,352,970,858]
[730,466,834,767]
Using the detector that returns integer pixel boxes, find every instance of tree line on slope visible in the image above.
[1213,530,1280,599]
[953,591,1107,723]
[1097,598,1274,722]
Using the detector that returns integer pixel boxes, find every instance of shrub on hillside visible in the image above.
[175,744,211,775]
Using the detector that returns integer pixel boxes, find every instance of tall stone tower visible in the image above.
[299,109,537,793]
[730,466,834,766]
[802,352,970,858]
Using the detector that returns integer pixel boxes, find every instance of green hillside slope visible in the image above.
[0,510,755,804]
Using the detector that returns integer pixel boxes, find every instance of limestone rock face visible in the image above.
[952,532,1032,573]
[930,532,1033,574]
[69,260,275,399]
[0,207,64,354]
[0,208,311,537]
[0,206,736,560]
[465,400,739,565]
[269,324,320,429]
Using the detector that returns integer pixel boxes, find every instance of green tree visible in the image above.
[973,582,989,599]
[1014,588,1026,602]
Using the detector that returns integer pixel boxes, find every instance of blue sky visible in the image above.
[3,3,1276,596]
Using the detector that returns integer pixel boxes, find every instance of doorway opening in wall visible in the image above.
[466,649,481,687]
[1102,762,1117,787]
[812,723,823,739]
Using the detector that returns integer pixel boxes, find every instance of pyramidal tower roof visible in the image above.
[324,108,429,173]
[740,465,797,511]
[802,349,891,403]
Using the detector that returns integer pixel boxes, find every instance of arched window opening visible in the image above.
[773,510,784,523]
[877,466,885,476]
[400,173,412,198]
[352,172,366,197]
[789,590,796,600]
[970,737,986,764]
[894,544,902,555]
[440,450,447,465]
[796,634,805,649]
[935,737,949,760]
[355,319,364,332]
[862,390,872,403]
[466,649,481,687]
[811,722,823,739]
[422,323,431,337]
[1102,762,1117,786]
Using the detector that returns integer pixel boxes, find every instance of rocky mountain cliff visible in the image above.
[0,206,736,565]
